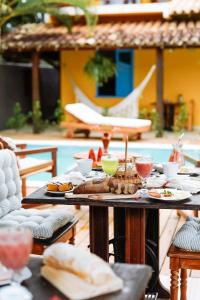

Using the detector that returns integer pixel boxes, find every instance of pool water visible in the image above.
[26,144,200,182]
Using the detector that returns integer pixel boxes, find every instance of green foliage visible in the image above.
[31,100,48,133]
[138,108,148,119]
[84,54,117,86]
[173,101,188,133]
[6,102,29,130]
[150,108,163,137]
[54,99,64,124]
[101,107,110,116]
[0,0,96,30]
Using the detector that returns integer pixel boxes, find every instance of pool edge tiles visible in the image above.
[13,139,200,150]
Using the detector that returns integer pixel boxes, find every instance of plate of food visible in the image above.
[46,182,74,196]
[148,189,192,202]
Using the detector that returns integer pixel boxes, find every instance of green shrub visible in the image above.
[173,101,188,133]
[53,100,65,124]
[102,107,110,116]
[150,109,163,137]
[31,100,48,133]
[139,108,148,119]
[6,102,29,130]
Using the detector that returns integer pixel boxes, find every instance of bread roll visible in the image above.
[43,243,120,286]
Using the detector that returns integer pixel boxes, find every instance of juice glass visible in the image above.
[135,156,153,189]
[101,155,119,176]
[0,227,32,271]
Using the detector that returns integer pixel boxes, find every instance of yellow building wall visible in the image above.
[61,48,200,126]
[60,50,126,108]
[135,49,200,126]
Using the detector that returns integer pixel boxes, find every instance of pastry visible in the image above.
[58,182,73,192]
[47,182,58,191]
[47,181,73,192]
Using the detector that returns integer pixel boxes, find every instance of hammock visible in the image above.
[67,65,156,118]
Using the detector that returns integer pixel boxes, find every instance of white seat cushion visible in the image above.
[66,103,151,128]
[0,208,74,239]
[18,157,50,170]
[66,103,104,125]
[0,150,21,218]
[173,217,200,251]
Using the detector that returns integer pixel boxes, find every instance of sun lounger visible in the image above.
[61,103,151,139]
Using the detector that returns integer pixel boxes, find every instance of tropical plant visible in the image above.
[150,108,163,138]
[84,54,117,86]
[6,102,30,130]
[31,100,48,133]
[53,99,64,124]
[0,0,96,30]
[173,101,188,133]
[138,108,148,120]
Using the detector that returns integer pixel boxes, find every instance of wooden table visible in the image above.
[24,257,152,300]
[23,186,200,298]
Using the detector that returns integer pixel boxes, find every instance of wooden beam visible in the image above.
[156,48,164,129]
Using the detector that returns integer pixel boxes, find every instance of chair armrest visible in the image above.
[184,154,200,167]
[15,147,57,156]
[15,147,58,177]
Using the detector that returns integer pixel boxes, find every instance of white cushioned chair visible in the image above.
[0,149,77,254]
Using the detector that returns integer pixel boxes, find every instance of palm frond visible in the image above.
[0,0,96,29]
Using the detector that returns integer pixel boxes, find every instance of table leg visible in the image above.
[146,209,170,299]
[125,208,146,264]
[89,206,109,261]
[113,207,126,262]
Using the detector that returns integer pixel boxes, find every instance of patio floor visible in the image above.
[28,184,200,300]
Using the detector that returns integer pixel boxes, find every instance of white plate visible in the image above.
[46,188,73,196]
[148,189,192,202]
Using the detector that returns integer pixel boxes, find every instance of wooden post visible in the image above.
[32,51,40,133]
[156,48,164,130]
[32,51,40,103]
[187,99,194,131]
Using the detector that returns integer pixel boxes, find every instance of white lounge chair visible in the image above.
[61,103,151,139]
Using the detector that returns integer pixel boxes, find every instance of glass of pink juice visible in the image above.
[135,156,153,189]
[0,227,32,271]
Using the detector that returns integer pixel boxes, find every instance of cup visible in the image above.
[76,159,93,176]
[163,162,179,179]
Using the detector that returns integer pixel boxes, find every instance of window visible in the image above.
[97,49,133,97]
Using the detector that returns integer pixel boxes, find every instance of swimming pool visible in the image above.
[20,140,200,183]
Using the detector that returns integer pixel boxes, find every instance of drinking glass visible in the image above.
[101,155,119,176]
[0,227,33,281]
[135,156,153,189]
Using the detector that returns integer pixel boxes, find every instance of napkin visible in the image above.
[166,177,200,194]
[51,172,85,186]
[147,175,166,188]
[41,243,123,300]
